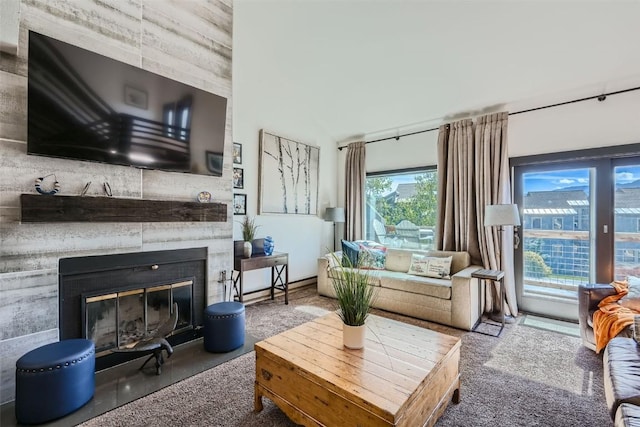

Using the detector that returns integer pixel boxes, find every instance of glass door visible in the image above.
[514,156,640,321]
[515,166,594,320]
[613,161,640,280]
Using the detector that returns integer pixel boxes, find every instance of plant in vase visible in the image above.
[330,253,378,349]
[239,216,259,258]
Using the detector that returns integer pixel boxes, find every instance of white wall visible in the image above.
[366,132,439,173]
[227,127,338,292]
[509,89,640,157]
[233,3,340,291]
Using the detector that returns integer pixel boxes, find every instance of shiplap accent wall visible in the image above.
[0,0,233,404]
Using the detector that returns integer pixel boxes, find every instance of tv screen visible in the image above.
[27,31,227,176]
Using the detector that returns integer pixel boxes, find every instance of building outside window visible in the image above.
[531,217,542,229]
[621,249,637,264]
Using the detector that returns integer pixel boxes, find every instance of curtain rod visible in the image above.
[337,84,640,151]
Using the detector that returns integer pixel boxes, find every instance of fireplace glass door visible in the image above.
[84,279,193,356]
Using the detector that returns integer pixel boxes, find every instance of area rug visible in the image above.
[80,287,611,426]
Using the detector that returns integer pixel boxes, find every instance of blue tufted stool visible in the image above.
[203,302,245,352]
[15,339,95,425]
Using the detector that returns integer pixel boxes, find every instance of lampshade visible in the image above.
[324,207,345,223]
[484,204,520,227]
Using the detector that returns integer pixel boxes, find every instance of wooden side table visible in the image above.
[232,252,289,304]
[471,269,505,337]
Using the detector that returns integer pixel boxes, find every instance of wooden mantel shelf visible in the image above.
[20,194,227,223]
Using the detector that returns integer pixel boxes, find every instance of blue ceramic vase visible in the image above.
[264,236,274,256]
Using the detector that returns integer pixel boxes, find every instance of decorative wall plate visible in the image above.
[197,191,212,203]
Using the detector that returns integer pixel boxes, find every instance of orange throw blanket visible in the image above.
[593,280,637,353]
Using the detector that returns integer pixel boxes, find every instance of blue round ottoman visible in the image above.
[15,339,95,425]
[204,302,245,352]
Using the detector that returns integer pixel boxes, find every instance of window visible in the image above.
[622,249,637,263]
[163,103,175,138]
[163,96,192,141]
[552,244,563,258]
[531,217,542,229]
[552,217,563,230]
[365,167,437,250]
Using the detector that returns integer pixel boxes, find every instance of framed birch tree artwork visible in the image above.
[259,130,320,215]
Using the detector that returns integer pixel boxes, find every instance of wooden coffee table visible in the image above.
[254,313,461,426]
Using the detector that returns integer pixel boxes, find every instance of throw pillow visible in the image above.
[341,240,360,267]
[324,251,341,269]
[358,244,387,270]
[620,276,640,312]
[407,254,453,279]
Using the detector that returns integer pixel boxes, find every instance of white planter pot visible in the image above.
[343,324,366,349]
[243,241,252,258]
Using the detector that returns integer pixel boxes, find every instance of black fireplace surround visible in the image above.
[59,247,207,371]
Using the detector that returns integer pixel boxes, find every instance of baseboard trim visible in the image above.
[242,277,317,305]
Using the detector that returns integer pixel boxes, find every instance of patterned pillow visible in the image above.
[407,254,453,279]
[358,244,387,270]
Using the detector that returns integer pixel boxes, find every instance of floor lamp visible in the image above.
[324,207,345,251]
[484,203,521,323]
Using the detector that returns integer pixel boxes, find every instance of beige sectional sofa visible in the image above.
[317,248,482,331]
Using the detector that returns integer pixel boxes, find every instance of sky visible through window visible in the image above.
[523,166,640,193]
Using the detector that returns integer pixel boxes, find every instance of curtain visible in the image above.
[345,141,365,241]
[436,119,482,265]
[475,112,518,317]
[436,112,517,317]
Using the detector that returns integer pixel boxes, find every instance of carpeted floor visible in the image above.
[79,287,612,427]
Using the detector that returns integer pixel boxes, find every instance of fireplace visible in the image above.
[59,248,207,370]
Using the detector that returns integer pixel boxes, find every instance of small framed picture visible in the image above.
[233,142,242,164]
[124,85,148,109]
[206,151,223,175]
[233,167,244,189]
[233,193,246,215]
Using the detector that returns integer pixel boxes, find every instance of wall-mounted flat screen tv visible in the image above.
[27,31,227,176]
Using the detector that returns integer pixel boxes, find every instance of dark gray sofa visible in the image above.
[578,283,638,426]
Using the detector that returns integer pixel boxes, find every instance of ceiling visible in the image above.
[234,1,640,144]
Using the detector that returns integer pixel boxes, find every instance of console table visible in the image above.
[232,252,289,304]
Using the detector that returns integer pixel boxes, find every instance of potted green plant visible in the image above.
[330,254,378,349]
[239,216,259,257]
